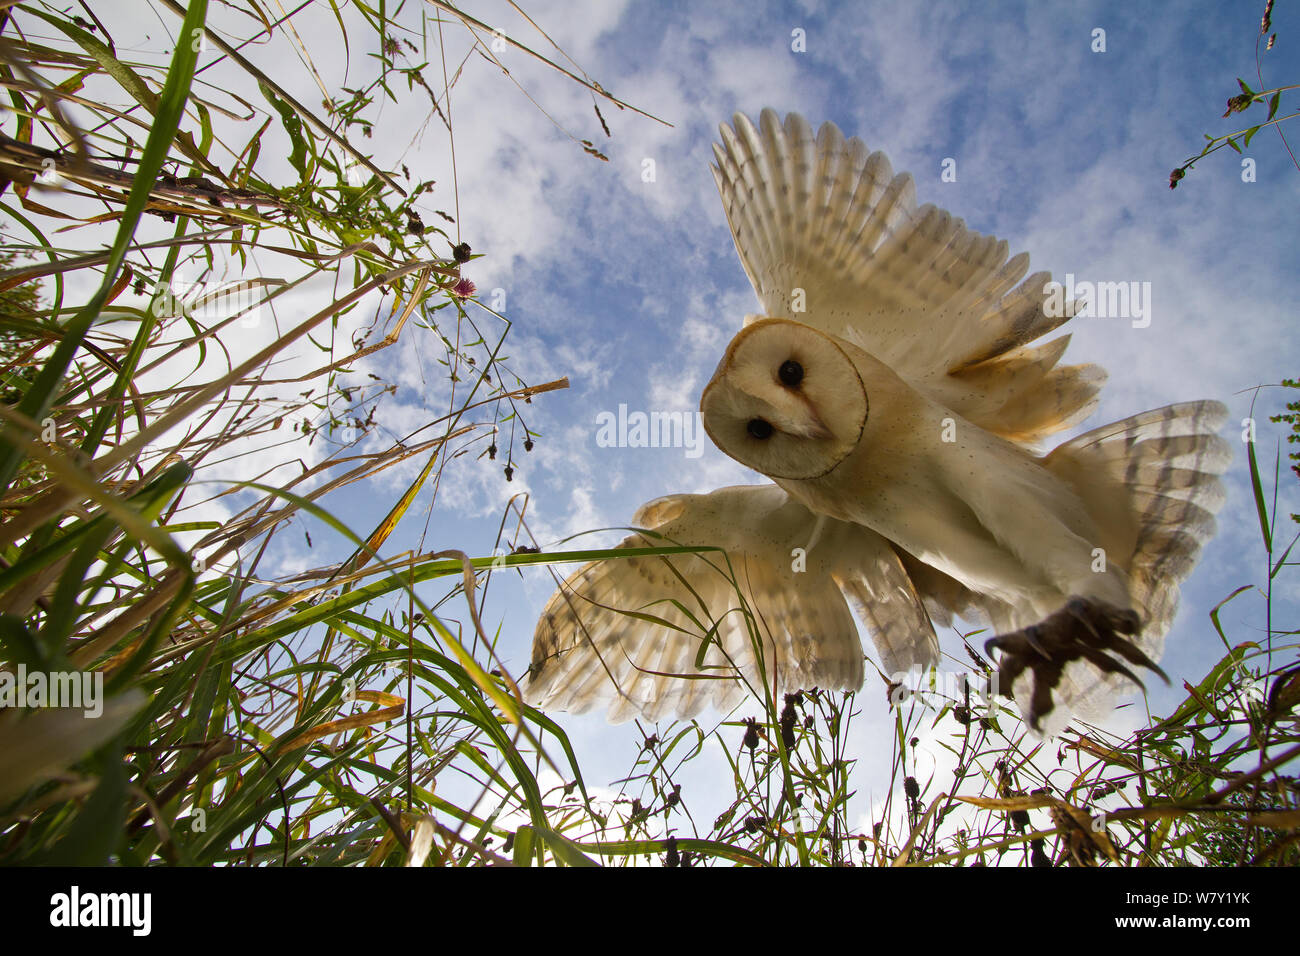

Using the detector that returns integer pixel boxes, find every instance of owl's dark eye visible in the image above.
[778,359,803,388]
[747,418,774,440]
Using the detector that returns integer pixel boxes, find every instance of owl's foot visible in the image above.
[984,597,1167,732]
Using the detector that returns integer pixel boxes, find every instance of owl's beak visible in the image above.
[793,410,833,440]
[790,397,832,440]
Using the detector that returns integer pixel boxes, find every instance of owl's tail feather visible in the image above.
[1045,400,1231,644]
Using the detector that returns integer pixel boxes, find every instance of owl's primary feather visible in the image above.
[528,108,1230,734]
[712,109,1100,446]
[527,485,936,723]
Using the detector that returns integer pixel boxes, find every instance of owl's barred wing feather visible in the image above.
[1015,400,1233,734]
[526,485,940,722]
[873,402,1230,736]
[1046,401,1230,638]
[712,108,1101,445]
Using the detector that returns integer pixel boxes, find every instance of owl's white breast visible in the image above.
[774,334,1122,619]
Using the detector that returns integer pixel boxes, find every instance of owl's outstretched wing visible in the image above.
[527,484,939,723]
[711,108,1099,446]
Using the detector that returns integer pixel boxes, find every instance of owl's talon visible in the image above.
[985,626,1051,662]
[985,596,1161,732]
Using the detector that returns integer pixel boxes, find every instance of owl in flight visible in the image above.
[527,109,1229,734]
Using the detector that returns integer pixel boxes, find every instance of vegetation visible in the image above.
[0,2,1294,867]
[1169,0,1297,188]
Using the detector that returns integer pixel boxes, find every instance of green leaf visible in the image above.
[1210,585,1252,653]
[1243,125,1259,148]
[1226,136,1242,154]
[0,614,51,670]
[23,9,158,112]
[196,100,213,157]
[1246,434,1273,553]
[34,742,129,865]
[0,462,193,598]
[1156,640,1255,729]
[512,825,536,866]
[0,0,209,496]
[1271,529,1299,580]
[1237,77,1255,98]
[259,80,309,180]
[536,826,600,867]
[1269,91,1281,120]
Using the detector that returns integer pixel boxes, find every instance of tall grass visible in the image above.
[0,0,627,867]
[0,2,1294,867]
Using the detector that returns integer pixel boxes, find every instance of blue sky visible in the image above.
[355,0,1299,806]
[33,0,1297,832]
[323,0,1296,816]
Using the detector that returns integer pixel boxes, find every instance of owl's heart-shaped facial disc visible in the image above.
[700,317,868,481]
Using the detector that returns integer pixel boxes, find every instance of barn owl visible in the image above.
[527,109,1229,734]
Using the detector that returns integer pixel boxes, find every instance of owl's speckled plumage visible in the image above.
[527,109,1230,735]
